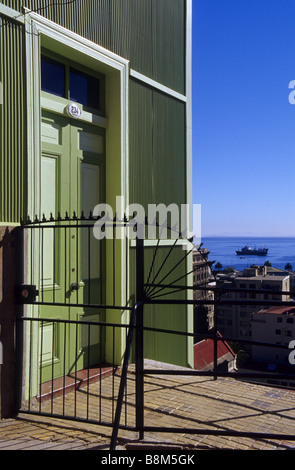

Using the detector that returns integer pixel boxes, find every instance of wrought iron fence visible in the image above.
[15,214,295,450]
[110,233,295,449]
[111,288,295,449]
[17,314,136,430]
[17,212,133,308]
[16,213,136,430]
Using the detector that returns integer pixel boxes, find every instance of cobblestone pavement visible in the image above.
[1,361,295,451]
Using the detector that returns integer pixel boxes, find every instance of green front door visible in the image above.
[39,109,106,382]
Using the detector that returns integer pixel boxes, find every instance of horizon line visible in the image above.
[200,234,295,238]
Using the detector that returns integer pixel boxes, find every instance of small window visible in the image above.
[41,56,65,98]
[41,54,102,112]
[69,68,100,110]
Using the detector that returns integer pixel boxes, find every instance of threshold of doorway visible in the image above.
[37,364,117,402]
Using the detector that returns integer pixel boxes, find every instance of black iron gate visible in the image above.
[15,213,139,433]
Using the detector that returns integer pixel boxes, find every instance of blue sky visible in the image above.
[192,0,295,237]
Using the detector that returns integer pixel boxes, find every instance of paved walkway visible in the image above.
[1,361,295,451]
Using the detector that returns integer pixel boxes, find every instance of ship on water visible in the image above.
[236,245,268,256]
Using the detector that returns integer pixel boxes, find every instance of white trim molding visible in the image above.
[185,0,194,368]
[130,69,187,103]
[186,0,193,210]
[0,4,24,23]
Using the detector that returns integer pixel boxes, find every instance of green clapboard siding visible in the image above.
[0,16,26,223]
[129,79,186,210]
[1,0,185,93]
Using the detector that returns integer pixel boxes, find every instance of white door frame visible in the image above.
[23,11,130,393]
[24,9,129,220]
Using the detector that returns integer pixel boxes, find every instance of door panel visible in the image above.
[41,120,61,145]
[41,155,56,287]
[78,130,104,154]
[81,163,101,280]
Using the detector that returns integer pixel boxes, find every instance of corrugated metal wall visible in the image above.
[130,245,188,366]
[129,79,186,209]
[128,79,188,366]
[2,0,185,93]
[0,16,26,223]
[0,0,186,223]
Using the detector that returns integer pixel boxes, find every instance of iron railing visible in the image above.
[16,214,136,430]
[110,233,295,449]
[17,314,136,430]
[17,212,133,308]
[15,215,295,450]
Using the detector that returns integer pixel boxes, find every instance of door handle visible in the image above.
[70,282,80,292]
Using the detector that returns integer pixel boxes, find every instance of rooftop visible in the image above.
[255,306,295,316]
[235,274,289,282]
[194,336,235,371]
[1,360,295,451]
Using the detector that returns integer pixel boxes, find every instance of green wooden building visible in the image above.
[0,0,193,413]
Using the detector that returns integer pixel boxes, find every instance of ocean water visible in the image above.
[200,237,295,272]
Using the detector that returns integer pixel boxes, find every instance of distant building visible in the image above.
[251,265,295,296]
[216,266,290,350]
[252,306,295,365]
[193,248,215,337]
